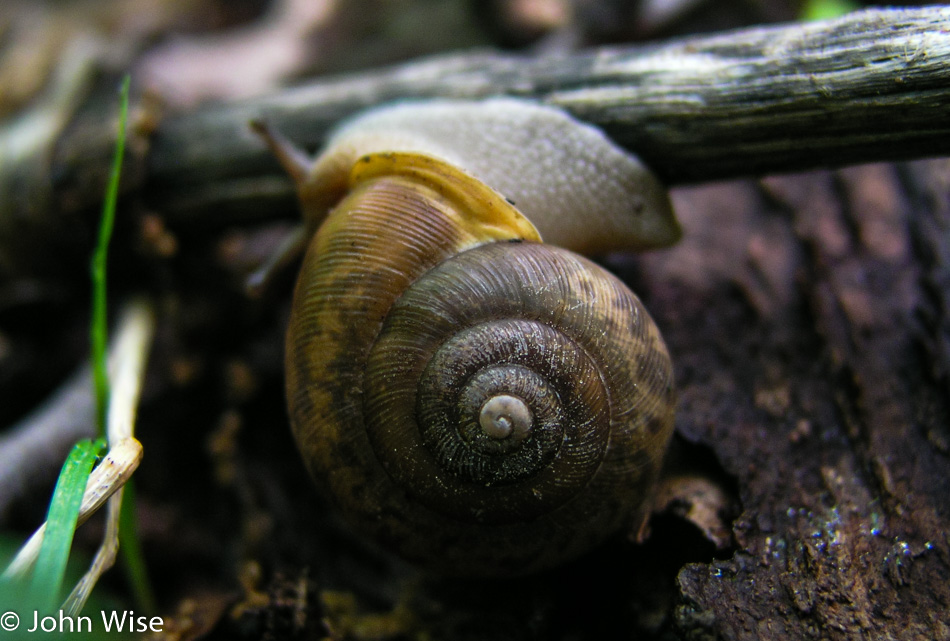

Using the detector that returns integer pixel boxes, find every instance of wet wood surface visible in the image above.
[639,159,950,639]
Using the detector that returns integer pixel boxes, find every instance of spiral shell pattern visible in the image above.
[286,154,675,576]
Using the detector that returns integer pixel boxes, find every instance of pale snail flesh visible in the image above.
[256,99,680,577]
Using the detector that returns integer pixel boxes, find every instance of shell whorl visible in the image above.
[285,154,676,576]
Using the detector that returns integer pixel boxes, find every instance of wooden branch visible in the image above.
[133,6,950,226]
[2,5,947,265]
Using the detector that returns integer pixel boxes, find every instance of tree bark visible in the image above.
[637,159,950,639]
[142,6,950,224]
[3,7,949,277]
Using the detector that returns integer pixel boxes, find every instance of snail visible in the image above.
[252,99,681,577]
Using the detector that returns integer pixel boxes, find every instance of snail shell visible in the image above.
[260,99,679,577]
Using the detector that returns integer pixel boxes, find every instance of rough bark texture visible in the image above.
[5,8,949,280]
[62,7,950,224]
[145,6,950,223]
[633,159,950,640]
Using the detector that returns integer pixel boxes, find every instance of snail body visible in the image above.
[258,99,679,576]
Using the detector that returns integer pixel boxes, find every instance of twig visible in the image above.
[64,297,155,615]
[1,299,154,596]
[136,7,950,225]
[1,439,142,581]
[1,8,948,270]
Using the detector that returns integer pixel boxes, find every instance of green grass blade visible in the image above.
[28,438,106,612]
[90,74,131,436]
[119,480,156,612]
[801,0,859,20]
[89,74,156,612]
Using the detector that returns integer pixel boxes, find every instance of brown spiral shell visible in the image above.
[282,148,677,576]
